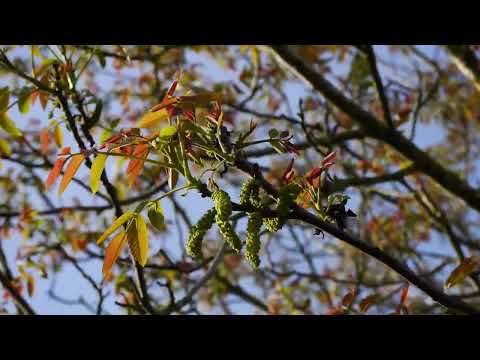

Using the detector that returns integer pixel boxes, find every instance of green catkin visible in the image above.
[240,179,255,206]
[277,183,302,218]
[263,183,302,233]
[216,219,242,252]
[245,212,262,268]
[263,217,281,233]
[186,208,216,258]
[240,178,263,209]
[212,190,232,218]
[212,190,242,252]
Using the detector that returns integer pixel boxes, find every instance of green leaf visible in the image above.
[18,87,32,114]
[0,113,22,137]
[97,211,136,245]
[445,257,480,290]
[96,52,106,68]
[268,128,279,139]
[271,140,285,154]
[99,129,112,144]
[0,87,9,114]
[0,138,12,156]
[147,200,165,231]
[159,125,177,139]
[90,153,108,194]
[110,118,121,129]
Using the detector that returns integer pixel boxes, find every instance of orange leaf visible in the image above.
[445,257,480,290]
[326,307,344,315]
[39,91,49,110]
[126,144,149,187]
[45,147,71,191]
[30,90,40,106]
[26,274,35,297]
[102,231,127,277]
[40,128,50,155]
[358,294,379,314]
[341,287,357,309]
[58,153,85,195]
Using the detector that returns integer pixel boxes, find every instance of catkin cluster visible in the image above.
[263,182,302,233]
[186,208,216,259]
[212,190,242,252]
[245,212,262,268]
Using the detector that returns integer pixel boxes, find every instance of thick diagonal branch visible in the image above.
[268,45,480,214]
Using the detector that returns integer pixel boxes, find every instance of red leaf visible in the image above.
[167,80,178,96]
[182,109,195,121]
[282,158,295,184]
[400,282,410,306]
[322,161,334,171]
[150,97,178,112]
[305,167,323,185]
[45,147,71,191]
[322,150,337,165]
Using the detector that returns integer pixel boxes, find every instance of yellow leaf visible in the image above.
[249,45,259,68]
[0,87,10,113]
[102,231,127,277]
[138,108,169,129]
[445,257,480,290]
[0,138,11,156]
[31,45,43,58]
[90,153,108,194]
[126,218,139,261]
[136,215,149,266]
[0,113,22,137]
[58,154,85,195]
[399,160,413,170]
[97,211,135,245]
[53,125,63,148]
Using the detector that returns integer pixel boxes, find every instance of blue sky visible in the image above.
[0,45,471,314]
